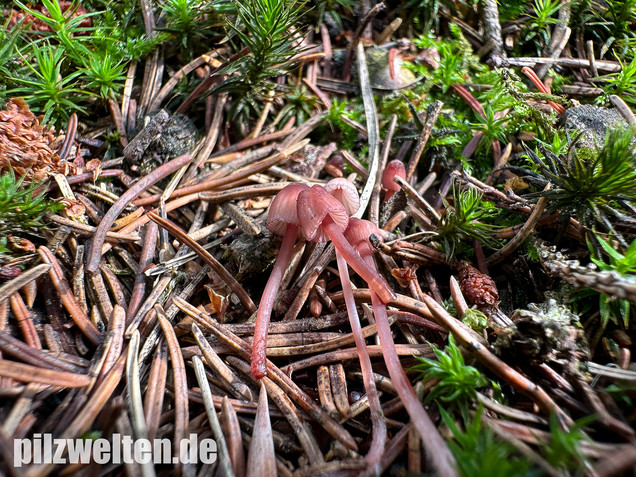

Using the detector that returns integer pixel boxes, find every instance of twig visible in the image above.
[0,360,90,387]
[535,0,572,79]
[147,212,257,314]
[486,195,548,266]
[149,51,219,112]
[369,114,397,225]
[125,330,156,477]
[586,40,598,78]
[479,0,504,57]
[354,41,382,220]
[405,101,444,181]
[58,113,77,161]
[192,355,236,477]
[609,95,636,126]
[156,305,192,477]
[342,3,386,82]
[86,154,192,274]
[0,264,50,303]
[491,56,621,72]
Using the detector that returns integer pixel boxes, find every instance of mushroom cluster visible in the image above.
[252,170,457,476]
[251,179,394,379]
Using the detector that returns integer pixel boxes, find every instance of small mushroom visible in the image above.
[324,177,360,216]
[381,160,406,201]
[297,185,395,303]
[251,182,309,379]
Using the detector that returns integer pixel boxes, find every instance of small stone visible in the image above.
[562,105,628,150]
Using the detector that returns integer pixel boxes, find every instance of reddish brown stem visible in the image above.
[336,251,386,472]
[251,224,299,379]
[451,84,485,118]
[86,153,192,274]
[521,67,566,114]
[323,217,395,304]
[357,244,458,477]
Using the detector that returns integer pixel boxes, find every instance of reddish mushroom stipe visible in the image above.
[252,182,309,379]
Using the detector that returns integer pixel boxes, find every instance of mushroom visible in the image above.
[345,218,459,477]
[297,185,395,303]
[251,182,309,379]
[325,182,386,470]
[381,159,406,201]
[324,177,360,216]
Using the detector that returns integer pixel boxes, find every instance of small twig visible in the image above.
[479,0,504,57]
[535,0,572,79]
[191,323,253,401]
[586,40,599,78]
[121,60,138,131]
[342,3,386,82]
[58,113,77,161]
[340,150,369,179]
[0,263,50,304]
[370,114,397,225]
[192,355,236,477]
[354,41,382,220]
[220,396,247,476]
[86,154,192,274]
[491,56,621,73]
[156,305,192,476]
[393,175,441,223]
[0,360,91,387]
[149,51,219,112]
[144,340,167,441]
[147,212,257,314]
[486,194,548,266]
[609,94,636,126]
[405,100,444,181]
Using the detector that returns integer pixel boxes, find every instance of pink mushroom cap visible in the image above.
[297,185,349,242]
[382,160,406,193]
[345,218,382,250]
[324,178,360,216]
[266,183,310,237]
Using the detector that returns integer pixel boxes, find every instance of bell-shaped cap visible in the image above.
[266,183,310,237]
[382,160,406,192]
[344,218,382,249]
[324,178,360,216]
[297,185,349,243]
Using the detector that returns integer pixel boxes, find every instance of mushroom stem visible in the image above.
[357,244,459,477]
[322,216,395,304]
[251,224,299,379]
[383,187,398,202]
[335,251,386,471]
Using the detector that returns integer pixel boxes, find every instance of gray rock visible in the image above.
[562,105,628,149]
